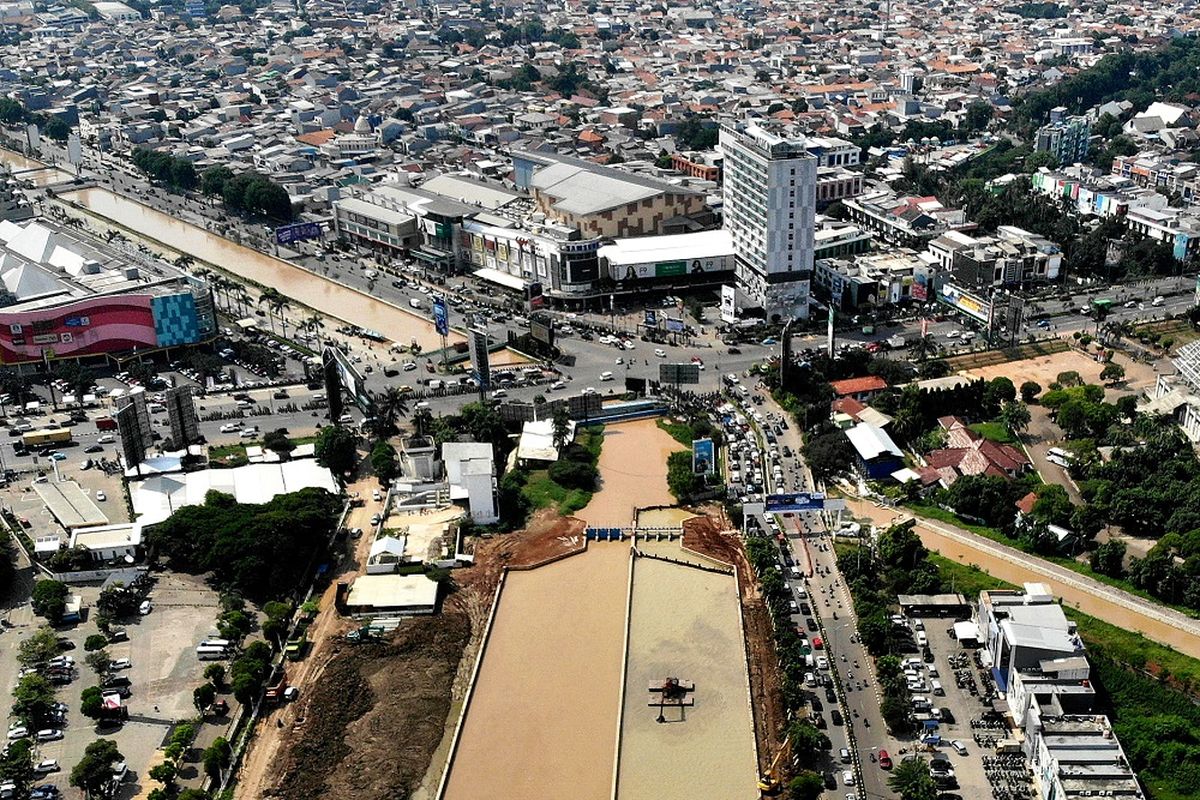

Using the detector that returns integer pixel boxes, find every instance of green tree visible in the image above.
[1091,539,1127,577]
[11,674,56,726]
[552,405,572,452]
[1100,362,1126,384]
[262,428,295,458]
[787,770,825,800]
[370,440,398,483]
[0,738,33,796]
[71,739,124,797]
[1000,400,1032,434]
[42,116,70,141]
[666,450,702,501]
[86,648,112,676]
[31,579,69,624]
[149,761,177,787]
[314,424,357,477]
[548,458,597,490]
[801,429,856,480]
[194,682,217,714]
[788,719,831,760]
[888,757,939,800]
[79,686,104,720]
[202,737,231,780]
[17,626,61,667]
[1020,380,1042,403]
[204,662,227,689]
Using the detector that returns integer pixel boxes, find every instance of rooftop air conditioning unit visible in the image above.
[123,267,139,280]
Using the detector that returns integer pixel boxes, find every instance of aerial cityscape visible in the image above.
[2,0,1200,799]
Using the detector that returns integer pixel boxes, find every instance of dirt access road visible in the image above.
[235,474,387,799]
[848,496,1200,659]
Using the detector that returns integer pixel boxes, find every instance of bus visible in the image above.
[22,428,72,447]
[1046,447,1073,467]
[195,645,230,661]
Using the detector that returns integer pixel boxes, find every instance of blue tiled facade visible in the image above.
[152,293,202,347]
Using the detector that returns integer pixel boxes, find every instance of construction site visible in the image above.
[232,419,784,800]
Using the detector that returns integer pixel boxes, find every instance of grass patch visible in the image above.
[929,554,1017,597]
[657,419,695,447]
[208,435,321,467]
[968,421,1015,444]
[519,426,605,515]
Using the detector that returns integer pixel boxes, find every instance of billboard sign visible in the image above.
[615,257,727,282]
[720,284,737,324]
[665,317,685,333]
[643,309,657,328]
[659,363,700,385]
[529,318,554,346]
[274,221,323,245]
[66,133,82,167]
[938,283,990,324]
[525,281,545,311]
[0,295,157,364]
[468,327,490,390]
[323,346,371,413]
[692,438,715,474]
[432,296,449,337]
[765,492,826,512]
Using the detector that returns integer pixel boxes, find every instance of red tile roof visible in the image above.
[830,375,888,396]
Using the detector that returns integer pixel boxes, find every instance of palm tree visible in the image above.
[376,386,410,435]
[887,757,938,800]
[909,333,941,362]
[304,314,325,348]
[258,289,283,333]
[272,298,291,338]
[412,407,434,438]
[552,405,572,452]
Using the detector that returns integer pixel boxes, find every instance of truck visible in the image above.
[285,629,308,661]
[95,416,118,432]
[263,667,289,706]
[887,334,907,349]
[22,428,72,447]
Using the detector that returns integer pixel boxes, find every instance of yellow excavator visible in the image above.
[757,735,792,795]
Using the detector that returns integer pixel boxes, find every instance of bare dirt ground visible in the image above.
[683,512,786,775]
[238,507,586,800]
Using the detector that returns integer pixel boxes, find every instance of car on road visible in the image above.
[239,428,258,438]
[839,748,850,763]
[110,658,131,671]
[84,445,103,453]
[48,452,66,461]
[950,740,968,756]
[6,726,28,741]
[219,423,240,433]
[878,750,893,769]
[843,770,856,786]
[97,434,115,443]
[654,348,666,357]
[35,729,63,742]
[138,600,152,615]
[95,491,106,502]
[33,760,58,775]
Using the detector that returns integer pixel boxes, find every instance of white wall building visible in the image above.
[443,442,498,524]
[720,121,817,322]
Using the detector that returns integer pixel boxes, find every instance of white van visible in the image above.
[1047,447,1072,467]
[428,379,444,390]
[1153,295,1165,307]
[408,298,422,310]
[916,631,929,648]
[932,680,945,695]
[600,371,614,382]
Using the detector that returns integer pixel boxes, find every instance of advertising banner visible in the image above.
[274,221,323,245]
[720,284,737,323]
[432,296,449,337]
[617,258,724,282]
[692,438,715,474]
[765,492,826,512]
[665,318,685,333]
[939,283,991,324]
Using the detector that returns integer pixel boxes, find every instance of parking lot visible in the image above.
[902,613,1028,800]
[3,572,227,798]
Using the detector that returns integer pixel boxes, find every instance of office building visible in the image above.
[720,121,817,321]
[1036,114,1091,166]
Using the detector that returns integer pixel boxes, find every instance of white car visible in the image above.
[138,600,152,615]
[6,726,28,741]
[35,729,63,742]
[33,759,59,774]
[110,658,132,671]
[239,428,258,438]
[402,362,417,372]
[600,371,614,382]
[950,740,968,756]
[843,771,856,787]
[96,491,106,502]
[654,348,666,357]
[97,434,115,443]
[219,423,240,433]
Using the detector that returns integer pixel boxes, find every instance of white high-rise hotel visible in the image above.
[720,121,817,321]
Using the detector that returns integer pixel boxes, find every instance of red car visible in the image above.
[878,750,893,769]
[812,636,824,649]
